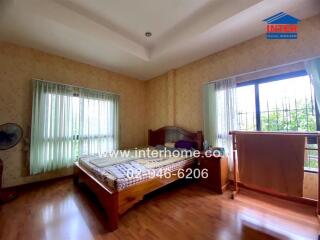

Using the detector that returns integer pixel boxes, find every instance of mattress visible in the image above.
[78,153,195,191]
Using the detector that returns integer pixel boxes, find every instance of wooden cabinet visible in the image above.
[197,154,229,194]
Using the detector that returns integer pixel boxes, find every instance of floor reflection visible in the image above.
[40,194,95,240]
[236,207,317,240]
[241,220,289,240]
[1,179,319,240]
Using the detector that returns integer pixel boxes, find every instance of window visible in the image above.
[236,70,319,171]
[259,76,316,132]
[30,80,119,174]
[237,85,256,131]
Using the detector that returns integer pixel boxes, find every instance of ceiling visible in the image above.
[1,0,320,80]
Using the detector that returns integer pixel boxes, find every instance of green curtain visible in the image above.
[203,84,217,147]
[30,80,119,175]
[305,58,320,111]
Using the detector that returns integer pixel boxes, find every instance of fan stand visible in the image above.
[0,158,18,203]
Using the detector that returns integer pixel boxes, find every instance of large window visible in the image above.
[237,85,256,131]
[30,80,119,174]
[236,70,319,171]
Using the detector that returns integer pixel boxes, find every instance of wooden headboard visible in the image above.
[148,126,203,151]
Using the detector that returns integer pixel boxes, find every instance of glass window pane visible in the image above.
[305,144,318,171]
[236,85,256,131]
[259,75,316,132]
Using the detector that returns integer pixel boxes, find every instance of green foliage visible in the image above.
[260,100,316,132]
[260,101,319,170]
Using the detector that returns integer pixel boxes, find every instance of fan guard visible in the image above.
[0,123,23,150]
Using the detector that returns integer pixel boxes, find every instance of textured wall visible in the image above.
[1,14,319,197]
[146,14,320,199]
[147,14,320,132]
[0,42,146,187]
[145,73,169,131]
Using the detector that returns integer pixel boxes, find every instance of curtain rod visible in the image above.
[32,78,120,96]
[206,55,320,85]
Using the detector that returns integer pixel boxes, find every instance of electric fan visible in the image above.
[0,123,23,203]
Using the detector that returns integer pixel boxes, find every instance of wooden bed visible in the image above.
[73,126,203,231]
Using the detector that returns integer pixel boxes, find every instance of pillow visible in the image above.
[164,142,176,148]
[155,144,165,150]
[175,140,196,150]
[155,144,176,152]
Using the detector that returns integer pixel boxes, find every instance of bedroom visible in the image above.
[0,0,320,239]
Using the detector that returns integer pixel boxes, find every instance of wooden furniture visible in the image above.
[197,153,229,194]
[2,178,319,240]
[148,126,203,150]
[230,130,320,216]
[74,126,203,231]
[0,159,18,203]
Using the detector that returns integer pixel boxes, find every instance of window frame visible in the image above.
[236,70,319,173]
[43,92,117,148]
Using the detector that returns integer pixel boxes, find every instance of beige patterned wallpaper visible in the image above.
[145,73,169,131]
[147,14,320,133]
[0,42,147,187]
[1,14,319,199]
[146,14,320,199]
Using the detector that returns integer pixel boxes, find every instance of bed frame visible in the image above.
[73,126,203,231]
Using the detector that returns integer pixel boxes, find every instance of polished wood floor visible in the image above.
[0,178,319,240]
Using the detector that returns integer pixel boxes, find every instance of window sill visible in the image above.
[304,168,318,174]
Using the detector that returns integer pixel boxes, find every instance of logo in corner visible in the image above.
[263,12,301,40]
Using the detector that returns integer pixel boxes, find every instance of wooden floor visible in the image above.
[0,178,319,240]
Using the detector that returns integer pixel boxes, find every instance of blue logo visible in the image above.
[263,12,301,40]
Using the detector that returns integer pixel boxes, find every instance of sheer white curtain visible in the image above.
[305,58,320,111]
[30,80,119,175]
[215,78,238,168]
[79,88,119,156]
[203,77,238,169]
